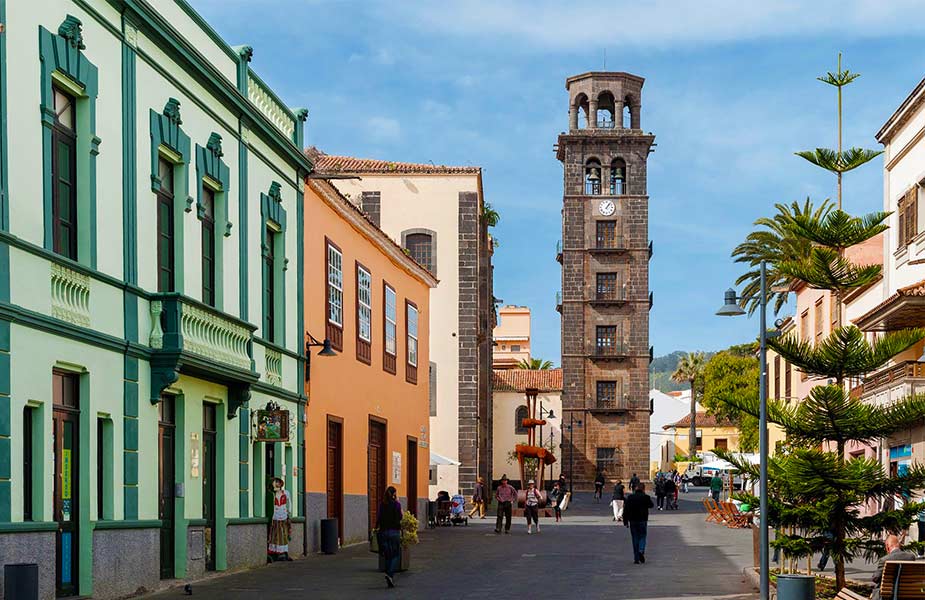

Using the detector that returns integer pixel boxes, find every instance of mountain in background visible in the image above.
[649,350,715,393]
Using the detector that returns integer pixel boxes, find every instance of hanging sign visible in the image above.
[392,451,402,484]
[62,449,72,500]
[256,409,289,442]
[190,433,200,478]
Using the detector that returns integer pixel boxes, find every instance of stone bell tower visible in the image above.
[556,72,655,487]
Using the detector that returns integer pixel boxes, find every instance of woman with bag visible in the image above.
[376,486,403,588]
[549,481,563,522]
[524,479,542,534]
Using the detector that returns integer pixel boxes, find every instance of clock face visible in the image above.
[599,199,616,216]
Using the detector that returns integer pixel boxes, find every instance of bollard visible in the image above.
[320,518,338,554]
[776,574,814,600]
[4,563,39,600]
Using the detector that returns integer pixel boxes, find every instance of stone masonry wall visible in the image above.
[457,191,480,497]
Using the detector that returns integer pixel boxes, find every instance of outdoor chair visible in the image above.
[879,560,925,600]
[703,498,724,523]
[720,501,752,528]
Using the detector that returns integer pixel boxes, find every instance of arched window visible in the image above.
[610,158,626,195]
[514,405,528,435]
[597,91,615,129]
[584,159,602,195]
[402,229,437,275]
[623,97,632,129]
[574,93,589,128]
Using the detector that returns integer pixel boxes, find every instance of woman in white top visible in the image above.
[524,480,542,534]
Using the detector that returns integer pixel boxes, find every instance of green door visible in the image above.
[53,370,80,597]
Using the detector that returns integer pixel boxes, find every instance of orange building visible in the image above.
[303,179,437,550]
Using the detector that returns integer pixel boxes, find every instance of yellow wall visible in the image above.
[303,182,431,507]
[671,425,741,454]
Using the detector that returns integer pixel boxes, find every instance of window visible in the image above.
[156,158,176,292]
[830,296,838,331]
[263,226,276,343]
[201,185,216,306]
[898,187,918,247]
[429,362,437,416]
[405,233,435,274]
[585,159,602,195]
[514,405,528,435]
[406,301,419,384]
[596,220,620,249]
[596,272,622,301]
[23,407,34,521]
[326,241,343,350]
[383,283,397,374]
[596,448,616,474]
[596,325,620,355]
[814,299,824,345]
[800,310,810,342]
[610,159,626,195]
[774,355,781,399]
[51,86,78,260]
[511,345,521,353]
[714,439,728,451]
[429,467,437,485]
[596,381,618,409]
[785,361,792,399]
[356,264,372,364]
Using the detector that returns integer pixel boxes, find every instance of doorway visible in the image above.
[407,438,418,516]
[326,417,344,543]
[264,442,277,519]
[367,419,387,534]
[202,404,217,571]
[52,370,79,597]
[158,395,176,579]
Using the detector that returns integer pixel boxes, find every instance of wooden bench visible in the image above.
[880,560,925,600]
[834,589,867,600]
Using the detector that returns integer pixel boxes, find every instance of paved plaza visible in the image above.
[148,490,762,600]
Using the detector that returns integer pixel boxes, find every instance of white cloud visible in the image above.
[367,116,402,141]
[376,0,925,50]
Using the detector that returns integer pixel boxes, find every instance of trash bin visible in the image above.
[320,518,338,555]
[776,574,814,600]
[4,563,39,600]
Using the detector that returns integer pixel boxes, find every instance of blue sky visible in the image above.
[191,0,925,364]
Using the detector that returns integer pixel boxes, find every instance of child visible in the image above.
[525,479,541,533]
[267,477,292,562]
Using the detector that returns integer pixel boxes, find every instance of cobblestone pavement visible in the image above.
[149,490,760,600]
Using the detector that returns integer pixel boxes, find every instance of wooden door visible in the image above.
[158,396,176,579]
[407,439,418,517]
[53,370,79,597]
[202,404,217,571]
[326,419,343,542]
[367,420,386,534]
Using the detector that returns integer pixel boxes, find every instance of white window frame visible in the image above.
[407,303,419,367]
[385,284,397,356]
[327,243,343,327]
[357,265,372,342]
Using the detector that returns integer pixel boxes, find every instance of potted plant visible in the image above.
[399,512,419,571]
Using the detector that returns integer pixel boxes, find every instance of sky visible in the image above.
[191,0,925,364]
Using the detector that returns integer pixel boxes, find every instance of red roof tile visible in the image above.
[307,147,481,175]
[664,412,735,430]
[492,369,562,393]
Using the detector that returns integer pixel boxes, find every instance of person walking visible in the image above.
[376,486,403,588]
[629,472,640,492]
[611,480,625,522]
[524,480,541,534]
[593,471,606,502]
[709,473,723,502]
[654,476,666,511]
[550,481,563,522]
[664,476,677,510]
[681,471,690,493]
[494,475,517,534]
[469,476,487,518]
[623,483,654,564]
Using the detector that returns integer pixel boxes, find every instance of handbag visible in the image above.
[369,529,380,554]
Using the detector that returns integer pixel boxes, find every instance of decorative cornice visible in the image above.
[268,181,282,203]
[207,132,223,158]
[58,15,85,50]
[163,97,182,126]
[236,44,253,62]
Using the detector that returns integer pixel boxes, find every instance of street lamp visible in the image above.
[562,412,583,496]
[304,331,337,381]
[539,405,557,480]
[716,260,769,600]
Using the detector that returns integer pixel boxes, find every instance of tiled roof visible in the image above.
[854,277,925,327]
[664,412,735,430]
[492,369,562,393]
[307,147,481,175]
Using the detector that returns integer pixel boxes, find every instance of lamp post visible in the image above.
[563,412,583,496]
[304,331,337,382]
[539,404,557,482]
[716,260,769,600]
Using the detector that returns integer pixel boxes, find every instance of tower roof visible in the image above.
[566,71,645,90]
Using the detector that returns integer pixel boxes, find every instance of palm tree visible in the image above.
[516,358,553,370]
[671,352,707,458]
[482,202,500,227]
[732,198,832,316]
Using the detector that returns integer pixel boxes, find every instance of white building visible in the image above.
[649,389,702,473]
[0,2,309,597]
[309,150,495,499]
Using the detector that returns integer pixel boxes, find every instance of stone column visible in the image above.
[630,104,641,130]
[569,105,578,130]
[588,98,599,128]
[615,99,624,129]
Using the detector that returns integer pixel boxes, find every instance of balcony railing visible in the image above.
[594,235,626,250]
[555,291,562,312]
[596,120,616,129]
[149,293,257,412]
[854,361,925,398]
[595,396,629,411]
[556,239,562,263]
[592,343,629,359]
[247,70,297,141]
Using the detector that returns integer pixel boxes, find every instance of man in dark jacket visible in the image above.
[629,473,640,492]
[623,483,654,564]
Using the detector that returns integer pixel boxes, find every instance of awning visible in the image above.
[855,277,925,331]
[429,451,461,466]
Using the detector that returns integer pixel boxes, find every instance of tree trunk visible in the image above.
[689,379,697,457]
[835,437,846,590]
